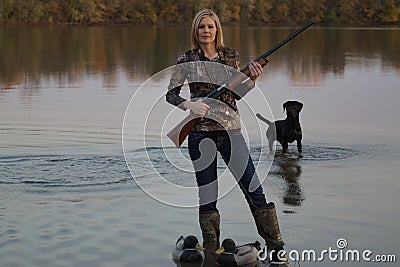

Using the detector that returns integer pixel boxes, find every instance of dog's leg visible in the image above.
[297,139,302,154]
[297,139,303,158]
[282,141,288,153]
[268,138,274,152]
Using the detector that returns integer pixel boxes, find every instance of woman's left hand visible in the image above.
[249,61,263,81]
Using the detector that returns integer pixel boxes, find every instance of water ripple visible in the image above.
[1,143,398,198]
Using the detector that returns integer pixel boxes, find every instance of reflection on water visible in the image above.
[0,26,190,89]
[1,26,400,151]
[0,26,399,90]
[268,144,365,212]
[272,154,304,209]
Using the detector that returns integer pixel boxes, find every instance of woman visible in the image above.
[166,9,287,265]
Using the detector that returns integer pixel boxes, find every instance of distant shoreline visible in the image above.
[1,0,399,27]
[1,21,399,28]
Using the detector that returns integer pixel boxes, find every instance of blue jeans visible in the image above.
[188,129,268,213]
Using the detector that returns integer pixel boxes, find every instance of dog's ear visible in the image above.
[283,101,288,112]
[298,102,303,111]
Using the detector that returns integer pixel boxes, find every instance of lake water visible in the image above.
[1,25,399,266]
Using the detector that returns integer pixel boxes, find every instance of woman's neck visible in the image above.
[199,44,218,59]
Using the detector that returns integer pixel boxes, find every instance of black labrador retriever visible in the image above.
[256,101,303,155]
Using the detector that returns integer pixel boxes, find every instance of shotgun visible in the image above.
[167,21,313,147]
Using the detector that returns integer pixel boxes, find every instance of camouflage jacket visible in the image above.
[166,47,254,131]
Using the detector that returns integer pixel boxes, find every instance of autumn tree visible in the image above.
[1,0,399,25]
[250,0,273,25]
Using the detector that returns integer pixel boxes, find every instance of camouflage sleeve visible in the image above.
[166,55,189,110]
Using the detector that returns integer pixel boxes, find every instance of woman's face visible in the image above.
[197,16,217,46]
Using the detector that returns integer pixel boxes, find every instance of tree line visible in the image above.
[1,0,399,26]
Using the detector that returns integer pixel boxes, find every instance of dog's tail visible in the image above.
[256,113,273,126]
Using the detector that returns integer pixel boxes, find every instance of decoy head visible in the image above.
[183,235,204,251]
[215,238,237,254]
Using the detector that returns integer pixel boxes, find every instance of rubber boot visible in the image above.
[202,241,219,267]
[199,210,220,243]
[253,202,289,266]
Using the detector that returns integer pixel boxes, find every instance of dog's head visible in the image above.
[283,101,303,118]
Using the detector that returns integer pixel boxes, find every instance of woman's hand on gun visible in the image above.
[184,99,210,116]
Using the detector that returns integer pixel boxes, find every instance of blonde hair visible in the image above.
[191,9,224,51]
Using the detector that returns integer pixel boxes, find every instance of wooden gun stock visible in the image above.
[166,113,202,147]
[167,21,313,147]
